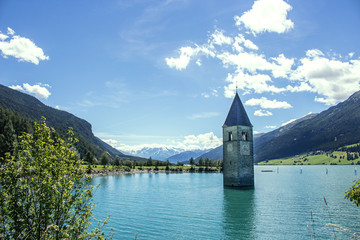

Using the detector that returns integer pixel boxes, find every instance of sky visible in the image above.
[1,0,360,153]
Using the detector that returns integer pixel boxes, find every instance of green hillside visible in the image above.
[255,90,360,163]
[0,84,144,161]
[259,143,360,165]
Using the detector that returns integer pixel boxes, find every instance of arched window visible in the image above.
[242,132,247,141]
[228,132,232,141]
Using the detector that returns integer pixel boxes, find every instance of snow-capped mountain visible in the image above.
[122,146,184,161]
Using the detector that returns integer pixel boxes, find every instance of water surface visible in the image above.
[91,165,360,239]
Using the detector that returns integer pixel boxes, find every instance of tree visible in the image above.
[0,119,17,161]
[113,156,121,167]
[345,179,360,206]
[189,157,195,166]
[84,151,94,165]
[100,151,110,168]
[124,160,132,168]
[0,119,111,239]
[205,158,211,168]
[166,160,170,171]
[147,157,153,166]
[198,157,204,167]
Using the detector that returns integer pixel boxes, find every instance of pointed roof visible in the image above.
[223,92,252,127]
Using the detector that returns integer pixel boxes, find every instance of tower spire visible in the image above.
[235,80,238,95]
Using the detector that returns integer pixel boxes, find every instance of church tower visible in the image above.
[223,92,254,188]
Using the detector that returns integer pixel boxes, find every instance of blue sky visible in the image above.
[1,0,360,153]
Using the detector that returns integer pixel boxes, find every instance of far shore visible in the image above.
[89,168,221,177]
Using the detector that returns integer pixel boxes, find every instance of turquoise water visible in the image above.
[91,166,360,239]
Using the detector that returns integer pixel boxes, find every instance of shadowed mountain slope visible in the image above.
[0,84,143,161]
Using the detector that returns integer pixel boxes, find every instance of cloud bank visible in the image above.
[165,0,360,106]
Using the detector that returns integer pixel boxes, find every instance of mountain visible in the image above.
[254,113,318,149]
[255,90,360,162]
[196,146,223,161]
[0,84,142,161]
[122,146,184,161]
[168,149,210,164]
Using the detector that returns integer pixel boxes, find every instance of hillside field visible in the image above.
[258,151,360,165]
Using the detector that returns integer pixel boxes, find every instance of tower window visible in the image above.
[228,132,232,141]
[242,132,247,141]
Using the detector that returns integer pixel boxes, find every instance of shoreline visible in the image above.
[89,168,221,177]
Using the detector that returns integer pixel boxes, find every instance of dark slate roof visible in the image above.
[223,92,252,127]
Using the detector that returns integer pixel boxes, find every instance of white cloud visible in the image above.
[305,49,324,58]
[0,33,8,41]
[209,30,232,46]
[265,125,277,129]
[0,27,49,65]
[290,50,360,105]
[165,46,196,70]
[187,112,220,120]
[7,27,15,35]
[201,92,210,98]
[217,51,271,73]
[286,82,313,92]
[234,0,294,35]
[8,85,23,91]
[233,34,258,50]
[349,52,355,58]
[254,109,272,116]
[165,45,215,70]
[103,132,222,153]
[181,132,222,149]
[245,97,292,109]
[55,105,70,111]
[224,71,286,98]
[270,54,295,78]
[9,83,51,99]
[201,89,218,98]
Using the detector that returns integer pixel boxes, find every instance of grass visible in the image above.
[258,151,360,165]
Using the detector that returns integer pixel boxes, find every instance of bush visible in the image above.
[0,119,111,239]
[123,166,131,172]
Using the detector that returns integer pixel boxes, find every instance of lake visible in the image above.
[91,165,360,239]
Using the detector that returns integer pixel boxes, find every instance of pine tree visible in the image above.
[0,119,17,161]
[189,157,195,166]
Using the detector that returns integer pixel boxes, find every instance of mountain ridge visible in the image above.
[255,90,360,162]
[0,84,144,161]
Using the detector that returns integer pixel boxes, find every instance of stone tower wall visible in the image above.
[223,125,254,187]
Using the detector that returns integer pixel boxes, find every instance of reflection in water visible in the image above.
[222,188,255,239]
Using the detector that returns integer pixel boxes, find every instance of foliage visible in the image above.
[100,152,110,168]
[345,179,360,206]
[84,151,95,165]
[0,119,111,239]
[146,157,153,166]
[189,157,195,166]
[198,157,204,167]
[0,107,33,161]
[113,156,121,166]
[165,160,170,171]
